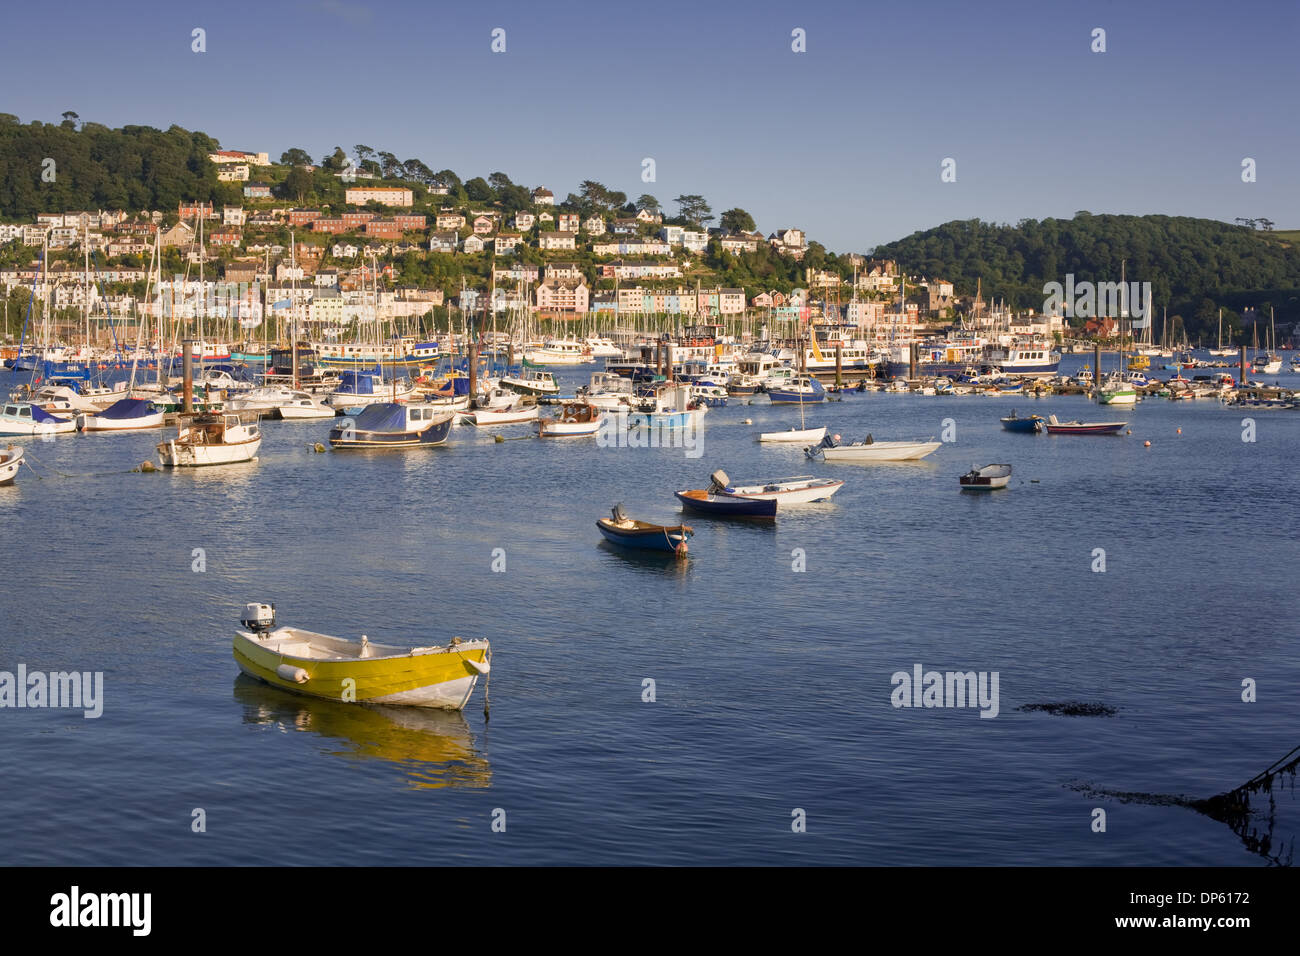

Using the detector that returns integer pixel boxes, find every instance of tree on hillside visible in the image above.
[720,208,756,233]
[674,195,713,227]
[354,145,374,164]
[377,151,404,179]
[489,172,514,192]
[464,177,493,202]
[321,147,348,171]
[278,167,313,203]
[635,194,660,213]
[280,147,312,166]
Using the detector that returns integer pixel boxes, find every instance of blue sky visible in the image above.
[2,0,1296,251]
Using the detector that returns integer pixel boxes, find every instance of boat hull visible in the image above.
[596,519,692,553]
[329,416,453,448]
[675,490,778,517]
[720,477,844,504]
[0,447,22,485]
[470,407,539,426]
[233,631,487,710]
[820,441,942,462]
[759,426,826,443]
[159,435,261,467]
[1000,417,1044,433]
[1044,422,1126,435]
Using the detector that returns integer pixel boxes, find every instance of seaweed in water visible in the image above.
[1018,701,1117,717]
[1072,743,1300,866]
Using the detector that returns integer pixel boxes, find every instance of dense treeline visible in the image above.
[871,213,1300,338]
[0,114,233,215]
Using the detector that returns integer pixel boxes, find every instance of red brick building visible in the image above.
[342,211,376,230]
[364,219,403,238]
[288,209,323,227]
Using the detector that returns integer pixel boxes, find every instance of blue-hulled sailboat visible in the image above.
[328,402,453,449]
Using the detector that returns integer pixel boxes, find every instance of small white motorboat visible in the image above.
[0,402,77,436]
[274,392,337,420]
[807,433,941,462]
[707,469,843,504]
[0,445,23,485]
[959,463,1012,490]
[469,405,540,426]
[157,414,262,467]
[759,425,827,444]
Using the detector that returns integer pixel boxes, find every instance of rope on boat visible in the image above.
[18,450,145,479]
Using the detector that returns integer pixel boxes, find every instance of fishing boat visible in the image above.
[233,603,490,710]
[537,401,602,438]
[688,383,729,407]
[1097,372,1139,406]
[274,392,337,420]
[328,402,454,449]
[468,405,539,426]
[759,425,827,443]
[596,505,693,556]
[674,489,778,518]
[626,384,707,430]
[500,368,560,397]
[806,433,942,462]
[77,397,165,432]
[705,469,843,505]
[578,371,635,410]
[1042,415,1126,435]
[959,463,1012,490]
[157,414,262,468]
[0,445,22,485]
[1253,353,1282,375]
[767,375,826,405]
[0,402,77,436]
[999,410,1045,433]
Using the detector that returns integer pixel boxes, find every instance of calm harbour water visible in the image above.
[2,355,1298,866]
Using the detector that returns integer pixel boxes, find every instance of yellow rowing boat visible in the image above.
[233,604,490,710]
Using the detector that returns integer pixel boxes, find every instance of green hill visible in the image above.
[871,213,1300,339]
[0,114,230,215]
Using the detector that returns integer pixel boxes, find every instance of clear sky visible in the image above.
[2,0,1296,252]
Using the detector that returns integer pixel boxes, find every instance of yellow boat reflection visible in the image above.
[233,676,491,789]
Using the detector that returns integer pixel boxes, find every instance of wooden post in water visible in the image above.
[909,342,917,380]
[1094,343,1101,397]
[182,339,194,414]
[835,341,843,388]
[1239,344,1247,387]
[507,339,515,370]
[666,342,673,382]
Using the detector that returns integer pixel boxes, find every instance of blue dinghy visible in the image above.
[596,505,693,556]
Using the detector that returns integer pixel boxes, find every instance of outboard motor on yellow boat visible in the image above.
[241,602,276,634]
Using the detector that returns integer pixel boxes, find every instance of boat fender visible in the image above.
[465,657,490,675]
[276,664,309,683]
